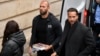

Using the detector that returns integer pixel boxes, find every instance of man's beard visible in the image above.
[40,10,48,15]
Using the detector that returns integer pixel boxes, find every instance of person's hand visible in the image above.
[51,52,57,56]
[45,45,53,51]
[28,47,33,56]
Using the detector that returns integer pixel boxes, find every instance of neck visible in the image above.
[70,21,77,27]
[71,24,73,27]
[41,12,49,19]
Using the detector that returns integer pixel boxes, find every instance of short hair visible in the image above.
[67,8,79,15]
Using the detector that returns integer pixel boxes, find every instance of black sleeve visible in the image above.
[1,44,14,56]
[78,28,96,56]
[51,20,62,49]
[29,17,37,47]
[54,42,62,55]
[54,35,64,55]
[54,21,67,55]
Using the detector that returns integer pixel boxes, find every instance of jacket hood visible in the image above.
[9,30,26,47]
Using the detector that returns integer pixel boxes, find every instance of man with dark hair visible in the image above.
[51,8,96,56]
[29,0,62,56]
[90,0,100,38]
[89,0,100,56]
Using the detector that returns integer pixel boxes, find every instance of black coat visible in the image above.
[88,0,98,27]
[29,13,62,51]
[1,31,26,56]
[58,21,96,56]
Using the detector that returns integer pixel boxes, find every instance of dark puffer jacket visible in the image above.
[1,31,26,56]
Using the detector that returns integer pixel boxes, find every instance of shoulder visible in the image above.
[33,15,40,22]
[78,23,91,33]
[5,40,18,50]
[49,13,58,21]
[49,13,60,24]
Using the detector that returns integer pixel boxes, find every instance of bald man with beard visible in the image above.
[29,0,62,56]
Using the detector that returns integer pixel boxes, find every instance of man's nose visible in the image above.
[70,18,74,20]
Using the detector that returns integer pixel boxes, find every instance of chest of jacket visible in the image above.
[33,17,57,44]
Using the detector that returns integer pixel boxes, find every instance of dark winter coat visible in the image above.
[57,20,96,56]
[1,31,26,56]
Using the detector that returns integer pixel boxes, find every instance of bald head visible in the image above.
[40,0,50,7]
[39,0,50,16]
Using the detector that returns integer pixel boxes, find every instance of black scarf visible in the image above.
[65,20,78,56]
[59,20,79,56]
[64,20,78,41]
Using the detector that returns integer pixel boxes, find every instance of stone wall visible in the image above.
[0,0,62,56]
